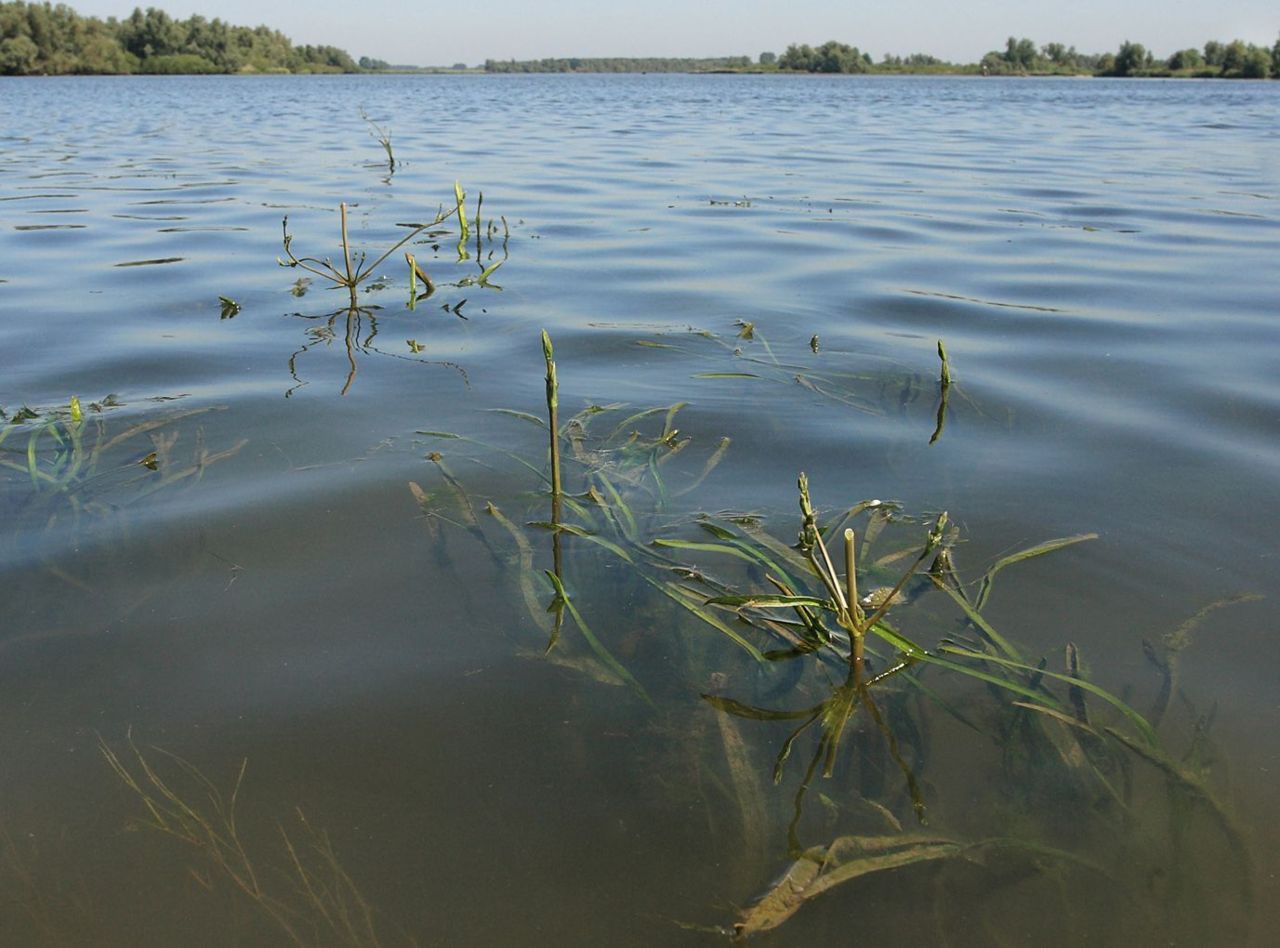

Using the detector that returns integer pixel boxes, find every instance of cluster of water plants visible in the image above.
[28,129,1248,942]
[99,734,400,948]
[275,179,509,395]
[403,330,1254,942]
[0,395,244,544]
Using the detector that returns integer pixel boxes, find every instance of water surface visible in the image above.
[1,74,1278,945]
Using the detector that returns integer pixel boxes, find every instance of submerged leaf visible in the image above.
[704,593,830,610]
[703,694,822,722]
[975,533,1098,611]
[734,835,963,937]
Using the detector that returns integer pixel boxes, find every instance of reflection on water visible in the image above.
[0,74,1278,944]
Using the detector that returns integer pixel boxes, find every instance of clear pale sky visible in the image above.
[62,0,1279,67]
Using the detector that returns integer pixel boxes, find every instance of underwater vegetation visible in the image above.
[407,331,1258,942]
[0,394,244,548]
[2,119,1256,943]
[100,734,407,948]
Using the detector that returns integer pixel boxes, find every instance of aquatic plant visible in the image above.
[277,178,498,310]
[930,338,951,444]
[408,331,1255,942]
[277,181,509,392]
[360,109,395,171]
[279,203,452,309]
[100,734,402,948]
[0,395,244,506]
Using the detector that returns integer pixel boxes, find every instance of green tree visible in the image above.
[777,41,868,73]
[0,32,37,74]
[1272,34,1280,77]
[778,43,815,70]
[1167,48,1203,71]
[815,40,867,72]
[1240,46,1270,78]
[141,52,216,73]
[1221,39,1248,74]
[1004,36,1038,69]
[759,50,775,65]
[1112,40,1147,76]
[1203,40,1225,67]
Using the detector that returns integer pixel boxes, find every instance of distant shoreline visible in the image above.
[1,3,1274,80]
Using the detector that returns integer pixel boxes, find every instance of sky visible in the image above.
[62,0,1279,67]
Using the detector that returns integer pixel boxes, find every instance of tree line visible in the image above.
[483,56,753,73]
[2,4,1276,78]
[0,2,358,75]
[777,35,1280,78]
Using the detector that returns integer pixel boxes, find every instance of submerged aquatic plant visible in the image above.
[408,331,1256,943]
[100,734,403,948]
[0,395,244,506]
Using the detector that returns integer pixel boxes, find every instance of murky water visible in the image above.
[1,74,1278,945]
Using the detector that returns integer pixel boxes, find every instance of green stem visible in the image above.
[340,203,356,308]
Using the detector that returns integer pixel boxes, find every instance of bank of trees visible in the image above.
[483,56,751,73]
[776,41,872,73]
[0,2,358,75]
[974,34,1276,78]
[2,6,1276,79]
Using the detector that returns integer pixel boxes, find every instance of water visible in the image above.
[1,74,1277,945]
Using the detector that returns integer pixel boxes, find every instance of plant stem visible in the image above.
[339,203,356,308]
[542,330,562,540]
[844,528,864,680]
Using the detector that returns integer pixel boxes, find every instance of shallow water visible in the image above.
[1,74,1278,944]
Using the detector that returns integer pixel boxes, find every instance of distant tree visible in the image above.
[759,51,775,65]
[813,39,868,73]
[779,41,869,73]
[1203,40,1225,67]
[0,32,38,74]
[1239,46,1270,78]
[1220,39,1248,74]
[1112,40,1146,76]
[1041,42,1066,64]
[1003,36,1038,70]
[451,61,467,70]
[1167,48,1203,70]
[141,52,218,73]
[1273,34,1280,77]
[0,1,358,74]
[979,50,1005,74]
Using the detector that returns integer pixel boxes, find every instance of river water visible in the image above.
[1,74,1277,945]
